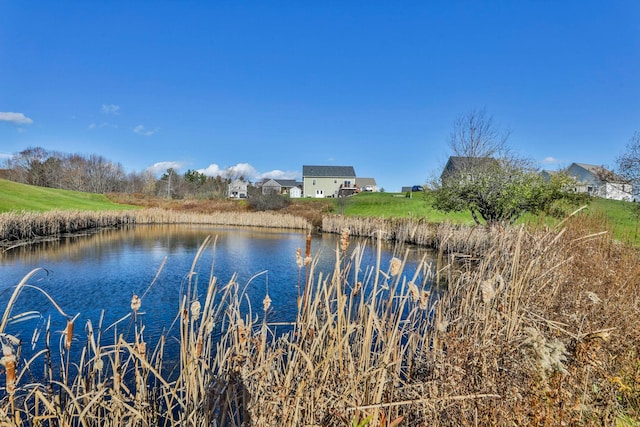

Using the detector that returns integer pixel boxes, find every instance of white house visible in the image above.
[227,179,248,199]
[566,163,633,201]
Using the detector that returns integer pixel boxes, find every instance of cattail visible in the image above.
[304,233,312,265]
[131,294,141,313]
[352,281,362,297]
[238,318,248,346]
[389,257,402,277]
[65,319,74,350]
[137,341,147,356]
[205,317,215,334]
[408,281,420,302]
[195,336,203,357]
[1,342,16,395]
[263,293,272,312]
[419,290,430,310]
[480,279,496,304]
[191,300,202,321]
[296,248,304,268]
[340,228,349,252]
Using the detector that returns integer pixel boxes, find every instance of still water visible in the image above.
[0,225,434,351]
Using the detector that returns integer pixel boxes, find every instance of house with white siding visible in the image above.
[566,163,633,201]
[227,179,248,199]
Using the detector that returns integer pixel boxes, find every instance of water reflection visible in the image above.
[0,225,434,359]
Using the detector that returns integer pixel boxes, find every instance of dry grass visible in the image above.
[0,209,311,248]
[0,213,638,426]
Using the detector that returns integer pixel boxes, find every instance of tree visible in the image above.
[430,109,575,226]
[617,131,640,201]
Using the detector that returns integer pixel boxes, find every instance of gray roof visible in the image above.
[302,165,356,178]
[441,156,499,180]
[355,177,376,186]
[274,179,298,187]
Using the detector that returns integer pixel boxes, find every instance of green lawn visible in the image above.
[585,196,640,243]
[0,179,137,212]
[338,191,476,224]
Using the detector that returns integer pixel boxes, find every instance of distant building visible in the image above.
[440,156,500,183]
[227,179,248,199]
[566,163,632,201]
[302,165,357,198]
[355,177,377,192]
[261,178,302,197]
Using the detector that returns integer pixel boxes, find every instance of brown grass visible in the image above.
[0,208,311,248]
[0,214,638,426]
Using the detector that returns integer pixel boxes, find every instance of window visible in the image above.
[313,179,316,185]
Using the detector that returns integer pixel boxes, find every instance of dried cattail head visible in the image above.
[131,294,141,312]
[237,318,248,346]
[205,317,215,334]
[352,281,362,297]
[305,233,312,265]
[389,257,402,277]
[137,341,147,356]
[296,248,304,268]
[419,290,430,310]
[94,357,104,372]
[480,279,496,305]
[408,281,420,302]
[340,228,349,252]
[196,336,203,357]
[305,233,312,258]
[65,319,74,350]
[191,300,202,321]
[1,343,16,395]
[263,293,272,312]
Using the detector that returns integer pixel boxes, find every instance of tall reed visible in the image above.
[0,214,638,425]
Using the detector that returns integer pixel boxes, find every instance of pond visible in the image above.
[0,225,435,362]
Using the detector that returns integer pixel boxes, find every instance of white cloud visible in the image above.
[0,112,33,125]
[101,104,120,115]
[199,163,223,176]
[0,152,13,159]
[146,161,186,175]
[88,123,96,130]
[260,169,301,180]
[542,156,561,165]
[197,163,300,182]
[133,125,157,136]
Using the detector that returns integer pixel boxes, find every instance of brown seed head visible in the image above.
[65,320,74,350]
[389,257,402,277]
[191,300,202,321]
[263,293,272,312]
[296,248,304,268]
[340,229,349,252]
[131,294,141,312]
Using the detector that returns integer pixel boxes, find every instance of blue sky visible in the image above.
[1,1,639,192]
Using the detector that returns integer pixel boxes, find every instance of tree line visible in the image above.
[1,147,232,199]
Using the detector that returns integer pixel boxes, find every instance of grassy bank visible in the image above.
[0,215,638,425]
[0,179,138,212]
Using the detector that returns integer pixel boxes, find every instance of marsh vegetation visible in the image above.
[0,211,637,426]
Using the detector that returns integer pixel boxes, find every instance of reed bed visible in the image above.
[322,215,495,254]
[0,214,638,426]
[0,208,311,247]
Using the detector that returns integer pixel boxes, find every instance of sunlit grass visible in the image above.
[0,179,138,212]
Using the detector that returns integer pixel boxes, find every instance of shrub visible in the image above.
[246,193,291,211]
